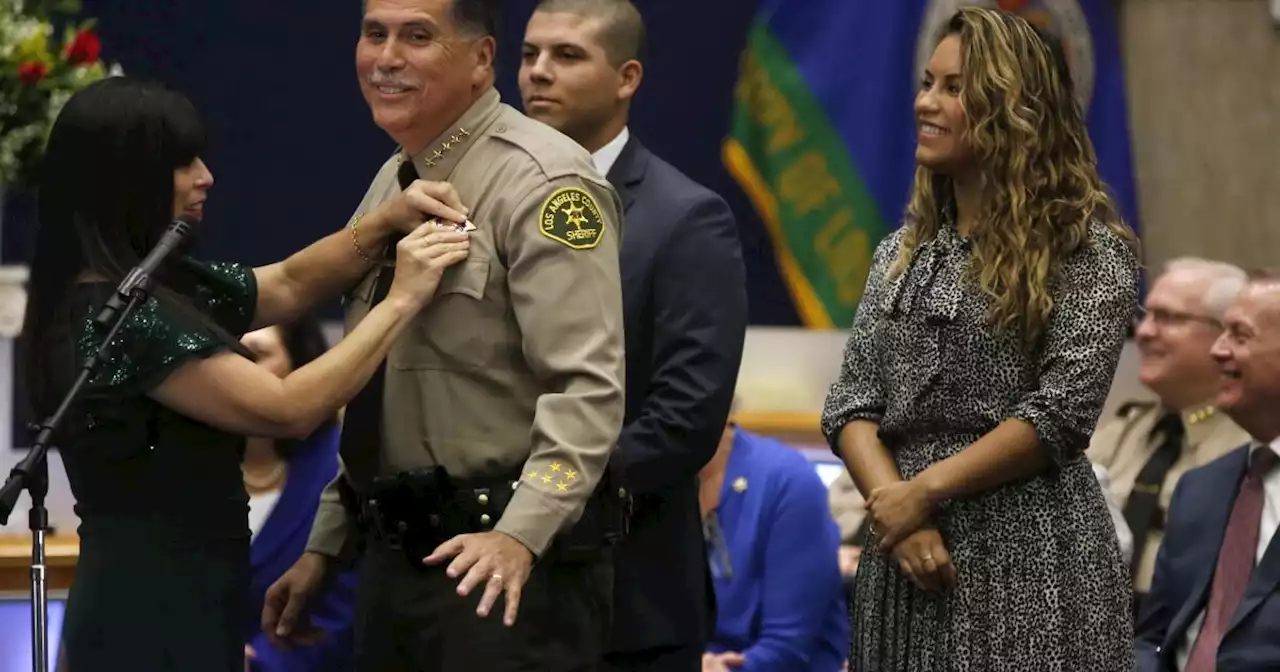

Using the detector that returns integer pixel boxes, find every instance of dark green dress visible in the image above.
[53,258,258,671]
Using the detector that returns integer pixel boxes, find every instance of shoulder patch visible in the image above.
[539,187,605,250]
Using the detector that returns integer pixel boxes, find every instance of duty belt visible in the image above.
[339,466,630,566]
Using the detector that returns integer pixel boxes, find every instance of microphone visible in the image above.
[95,215,199,326]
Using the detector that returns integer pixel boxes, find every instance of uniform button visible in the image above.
[480,514,491,525]
[511,481,519,490]
[478,493,489,505]
[618,487,627,498]
[495,124,507,133]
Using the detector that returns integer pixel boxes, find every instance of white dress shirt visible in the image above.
[1093,463,1134,561]
[247,488,282,542]
[591,126,629,177]
[1175,438,1280,670]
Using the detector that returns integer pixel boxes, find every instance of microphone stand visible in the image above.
[0,265,158,672]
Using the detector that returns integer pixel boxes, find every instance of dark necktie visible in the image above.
[337,158,419,487]
[1123,412,1184,575]
[1184,446,1279,672]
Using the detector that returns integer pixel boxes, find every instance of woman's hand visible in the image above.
[373,179,470,234]
[890,524,956,593]
[866,479,934,549]
[385,222,470,308]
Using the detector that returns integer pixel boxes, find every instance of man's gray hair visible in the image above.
[1162,256,1247,321]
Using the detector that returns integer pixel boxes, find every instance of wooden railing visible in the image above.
[0,534,79,593]
[734,410,824,445]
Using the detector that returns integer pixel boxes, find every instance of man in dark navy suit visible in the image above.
[1136,269,1280,672]
[518,1,748,669]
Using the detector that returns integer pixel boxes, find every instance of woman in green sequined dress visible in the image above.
[20,77,472,671]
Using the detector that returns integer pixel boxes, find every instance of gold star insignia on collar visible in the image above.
[1186,406,1217,425]
[418,126,473,169]
[732,477,748,493]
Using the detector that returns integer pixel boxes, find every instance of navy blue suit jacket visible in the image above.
[604,135,748,653]
[1136,444,1280,672]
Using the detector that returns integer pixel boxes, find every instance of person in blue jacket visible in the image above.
[240,318,358,671]
[698,414,850,671]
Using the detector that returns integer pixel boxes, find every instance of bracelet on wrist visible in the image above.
[349,213,392,267]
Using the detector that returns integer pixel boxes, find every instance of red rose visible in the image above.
[17,61,48,85]
[65,30,102,65]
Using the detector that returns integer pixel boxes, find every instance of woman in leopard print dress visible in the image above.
[821,8,1138,671]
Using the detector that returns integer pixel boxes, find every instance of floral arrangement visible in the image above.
[0,0,121,188]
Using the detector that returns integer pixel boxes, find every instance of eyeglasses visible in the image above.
[1134,305,1221,330]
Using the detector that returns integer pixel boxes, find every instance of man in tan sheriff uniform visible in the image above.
[1088,257,1251,612]
[260,1,626,669]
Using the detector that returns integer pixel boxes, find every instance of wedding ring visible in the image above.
[922,555,934,562]
[489,573,503,582]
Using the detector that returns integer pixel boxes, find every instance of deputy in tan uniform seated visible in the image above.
[828,470,867,576]
[1088,257,1250,606]
[260,1,627,669]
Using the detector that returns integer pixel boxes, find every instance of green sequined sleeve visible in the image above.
[82,297,230,393]
[185,259,259,336]
[83,260,258,393]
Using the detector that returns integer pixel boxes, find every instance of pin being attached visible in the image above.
[428,218,477,233]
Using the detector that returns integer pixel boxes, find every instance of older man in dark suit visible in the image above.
[518,1,749,670]
[1136,269,1280,672]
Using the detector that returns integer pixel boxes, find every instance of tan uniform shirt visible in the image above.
[828,469,867,544]
[307,88,627,558]
[1087,401,1250,591]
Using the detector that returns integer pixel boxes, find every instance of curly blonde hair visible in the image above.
[890,7,1138,347]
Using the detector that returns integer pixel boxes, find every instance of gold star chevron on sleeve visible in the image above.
[539,187,605,250]
[522,464,584,493]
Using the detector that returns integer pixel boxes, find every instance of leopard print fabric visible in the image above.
[821,216,1138,671]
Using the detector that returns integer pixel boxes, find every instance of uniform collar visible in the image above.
[1177,402,1224,447]
[399,87,503,181]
